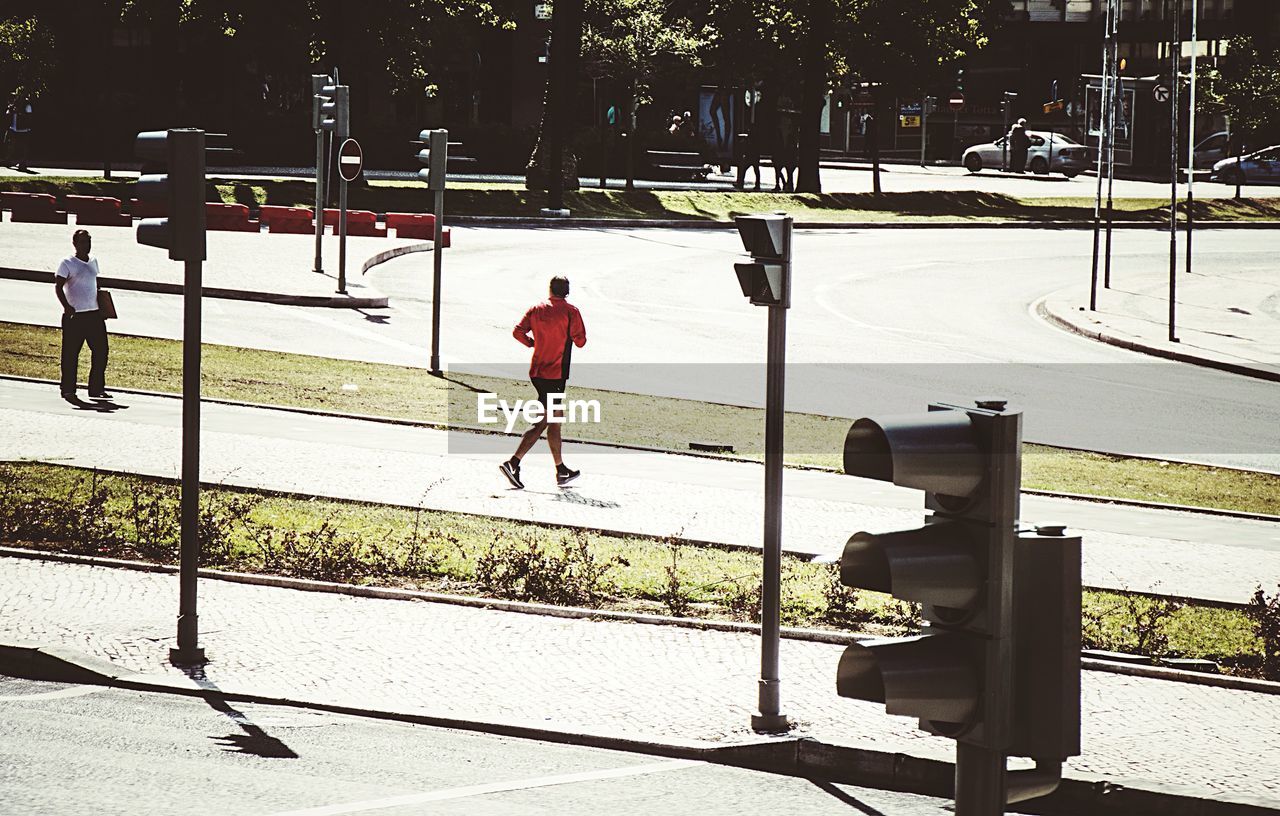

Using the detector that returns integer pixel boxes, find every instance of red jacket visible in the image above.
[514,297,587,379]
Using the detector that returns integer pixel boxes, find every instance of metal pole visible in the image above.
[172,257,205,665]
[752,215,791,734]
[314,124,326,274]
[1169,0,1180,342]
[955,743,1006,816]
[753,298,788,733]
[1089,0,1115,311]
[1002,96,1010,171]
[1185,0,1198,282]
[430,188,444,375]
[920,97,928,166]
[1104,28,1118,289]
[338,175,348,294]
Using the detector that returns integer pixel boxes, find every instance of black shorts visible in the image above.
[531,377,567,414]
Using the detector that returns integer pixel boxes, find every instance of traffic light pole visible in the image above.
[172,257,205,665]
[752,299,788,733]
[314,127,326,275]
[430,187,444,375]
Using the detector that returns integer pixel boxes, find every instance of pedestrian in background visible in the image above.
[1008,117,1031,173]
[500,275,587,489]
[55,230,110,402]
[6,93,33,171]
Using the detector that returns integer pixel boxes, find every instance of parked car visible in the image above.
[962,131,1091,177]
[1211,146,1280,185]
[1192,131,1229,169]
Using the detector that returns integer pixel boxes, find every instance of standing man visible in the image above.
[1008,118,1031,173]
[6,94,32,171]
[55,230,110,402]
[499,275,587,489]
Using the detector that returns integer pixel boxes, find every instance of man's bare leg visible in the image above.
[513,419,548,461]
[547,421,564,467]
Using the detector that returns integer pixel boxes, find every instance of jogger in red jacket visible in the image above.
[500,276,587,489]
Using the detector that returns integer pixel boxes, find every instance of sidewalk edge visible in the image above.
[0,267,388,309]
[1035,295,1280,384]
[1,637,1275,816]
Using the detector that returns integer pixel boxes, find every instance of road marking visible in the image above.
[262,758,700,815]
[0,684,106,702]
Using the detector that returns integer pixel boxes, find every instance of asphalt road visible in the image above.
[3,225,1276,470]
[0,673,967,816]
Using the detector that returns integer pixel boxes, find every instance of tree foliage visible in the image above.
[0,13,57,98]
[1202,35,1280,147]
[580,0,708,106]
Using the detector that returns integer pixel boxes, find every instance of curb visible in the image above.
[1,638,1276,816]
[0,267,388,309]
[1035,296,1280,384]
[4,546,1276,694]
[444,214,1280,231]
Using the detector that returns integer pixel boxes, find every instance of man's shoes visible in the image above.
[556,464,580,486]
[61,392,77,403]
[88,390,112,399]
[499,459,524,489]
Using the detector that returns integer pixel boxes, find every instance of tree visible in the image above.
[575,0,708,190]
[0,10,57,100]
[1202,35,1280,152]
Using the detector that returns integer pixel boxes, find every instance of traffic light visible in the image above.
[1001,91,1019,115]
[311,74,332,131]
[833,400,1081,808]
[733,213,791,307]
[956,67,964,91]
[416,129,449,191]
[318,83,350,141]
[134,129,206,262]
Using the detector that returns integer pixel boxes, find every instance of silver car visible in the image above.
[1211,145,1280,185]
[962,131,1091,177]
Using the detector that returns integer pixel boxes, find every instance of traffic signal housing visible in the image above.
[417,129,449,191]
[832,400,1081,805]
[311,74,333,131]
[733,213,791,307]
[134,129,207,262]
[318,83,350,141]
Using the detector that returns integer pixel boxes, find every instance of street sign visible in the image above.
[338,138,363,182]
[949,93,965,111]
[1153,84,1170,103]
[534,2,551,19]
[1043,99,1065,114]
[899,115,921,129]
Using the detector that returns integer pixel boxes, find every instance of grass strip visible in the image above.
[4,320,1279,516]
[3,176,1279,223]
[0,461,1268,678]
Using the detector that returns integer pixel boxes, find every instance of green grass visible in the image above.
[1,461,1268,676]
[3,175,1279,223]
[5,319,1279,515]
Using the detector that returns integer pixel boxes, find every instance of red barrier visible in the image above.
[66,195,132,227]
[129,198,166,219]
[2,192,68,224]
[385,212,451,246]
[259,205,315,235]
[322,208,387,238]
[205,202,259,232]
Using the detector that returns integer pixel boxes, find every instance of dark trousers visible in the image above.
[61,311,108,396]
[1011,149,1028,173]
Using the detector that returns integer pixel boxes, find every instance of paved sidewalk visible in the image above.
[1041,256,1280,381]
[0,220,419,307]
[1,555,1278,809]
[3,378,1278,604]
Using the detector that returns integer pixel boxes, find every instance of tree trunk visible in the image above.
[796,0,829,193]
[526,0,584,198]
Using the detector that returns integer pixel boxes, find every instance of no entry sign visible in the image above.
[949,93,965,112]
[338,138,363,182]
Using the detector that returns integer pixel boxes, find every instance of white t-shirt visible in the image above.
[56,256,100,313]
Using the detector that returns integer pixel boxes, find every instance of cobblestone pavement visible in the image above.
[1,556,1278,806]
[4,378,1279,604]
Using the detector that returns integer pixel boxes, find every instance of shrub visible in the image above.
[1246,584,1280,680]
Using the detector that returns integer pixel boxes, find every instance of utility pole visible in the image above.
[1089,0,1117,311]
[1185,0,1199,284]
[1168,0,1181,342]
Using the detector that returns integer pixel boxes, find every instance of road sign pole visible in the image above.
[956,743,1006,816]
[338,176,348,294]
[172,256,204,665]
[1169,0,1181,342]
[314,126,326,275]
[430,188,444,375]
[920,98,928,167]
[1185,0,1198,286]
[1104,34,1119,290]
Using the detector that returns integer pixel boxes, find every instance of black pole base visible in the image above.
[169,645,207,666]
[750,712,791,733]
